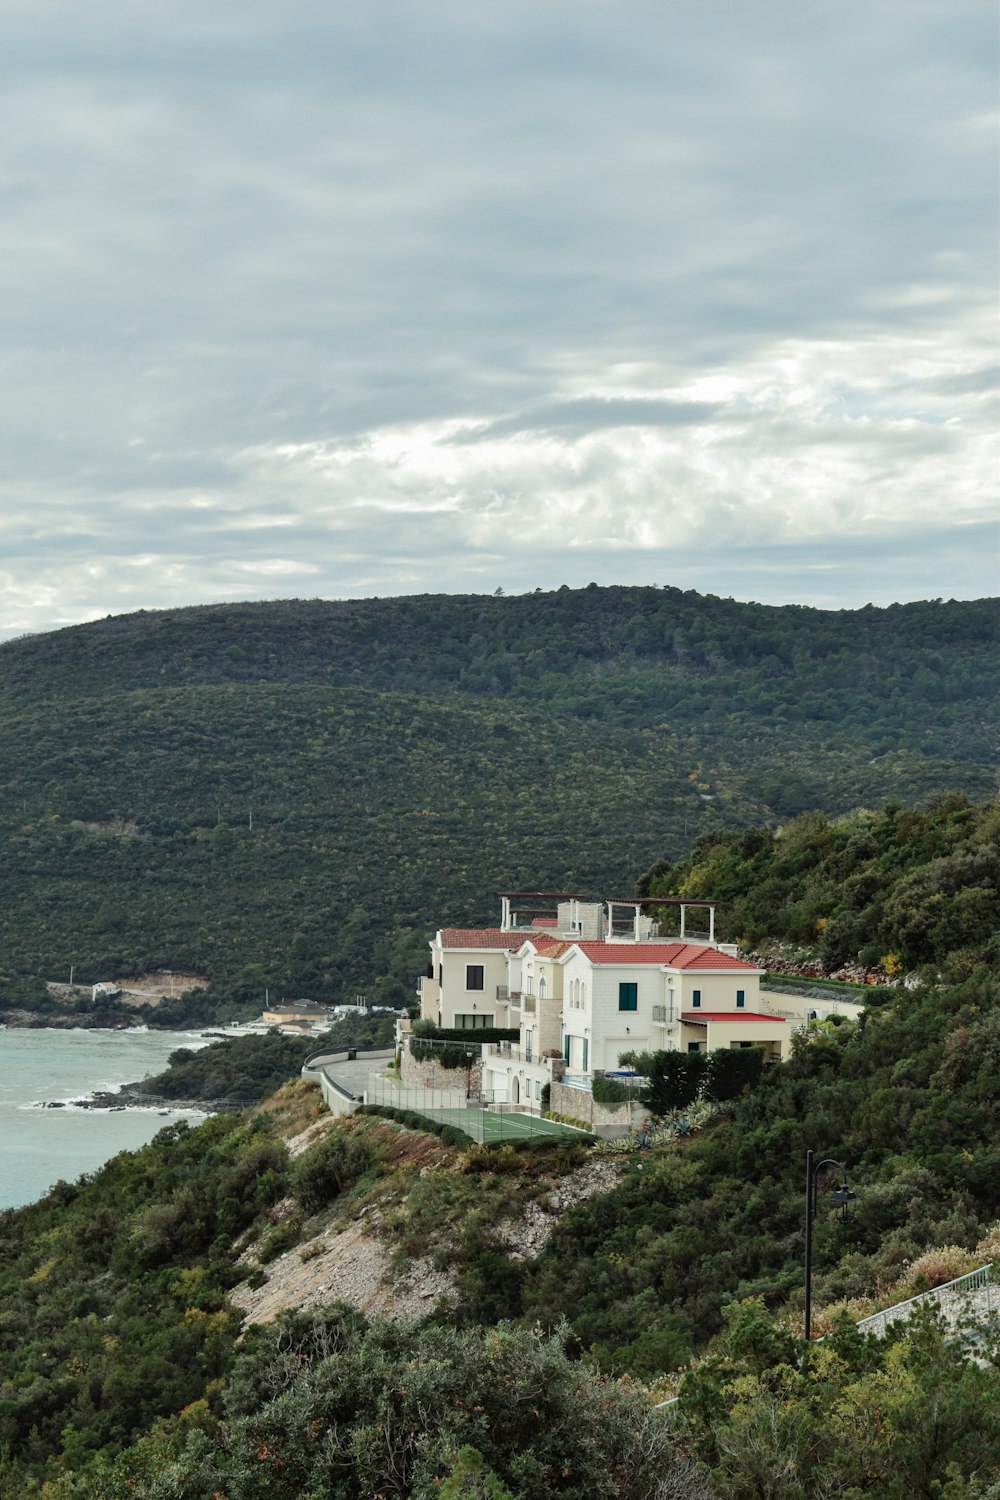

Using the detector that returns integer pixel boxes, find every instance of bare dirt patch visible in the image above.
[253,1080,331,1149]
[113,971,210,1006]
[71,818,140,838]
[45,970,210,1009]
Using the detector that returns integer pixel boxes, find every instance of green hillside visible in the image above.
[0,799,997,1497]
[2,588,996,759]
[0,588,995,1010]
[639,793,1000,972]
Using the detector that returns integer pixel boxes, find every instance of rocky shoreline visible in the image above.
[0,1010,152,1031]
[36,1085,234,1115]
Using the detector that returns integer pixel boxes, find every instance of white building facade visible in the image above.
[417,893,861,1110]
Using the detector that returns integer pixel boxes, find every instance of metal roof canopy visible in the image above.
[497,891,584,901]
[607,896,717,907]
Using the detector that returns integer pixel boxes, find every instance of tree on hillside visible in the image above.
[65,1310,711,1500]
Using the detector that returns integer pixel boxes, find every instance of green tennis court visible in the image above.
[407,1107,589,1143]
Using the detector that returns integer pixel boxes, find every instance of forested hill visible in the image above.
[0,809,998,1495]
[1,588,997,761]
[640,793,1000,974]
[0,588,995,1011]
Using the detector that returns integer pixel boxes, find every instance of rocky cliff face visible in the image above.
[232,1110,624,1326]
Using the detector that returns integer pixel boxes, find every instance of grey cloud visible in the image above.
[920,365,1000,398]
[0,0,995,636]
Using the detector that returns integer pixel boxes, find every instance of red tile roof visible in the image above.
[435,932,760,969]
[523,935,566,954]
[532,917,558,927]
[681,1011,786,1023]
[570,942,759,971]
[439,928,520,950]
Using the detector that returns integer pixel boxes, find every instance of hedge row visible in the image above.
[542,1110,595,1136]
[409,1042,477,1070]
[356,1103,474,1148]
[410,1026,519,1044]
[763,973,891,1004]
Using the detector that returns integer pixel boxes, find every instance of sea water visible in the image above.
[0,1028,213,1211]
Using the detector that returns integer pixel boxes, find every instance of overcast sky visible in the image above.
[1,0,997,638]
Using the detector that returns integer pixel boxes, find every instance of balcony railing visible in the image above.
[496,985,508,1002]
[652,1005,675,1024]
[523,994,536,1014]
[484,1042,541,1066]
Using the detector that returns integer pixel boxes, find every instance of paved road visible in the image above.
[305,1052,393,1099]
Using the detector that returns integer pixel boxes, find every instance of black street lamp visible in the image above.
[804,1149,857,1342]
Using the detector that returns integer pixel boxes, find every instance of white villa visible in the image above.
[417,892,862,1109]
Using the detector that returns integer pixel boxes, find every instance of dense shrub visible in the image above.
[88,1315,707,1499]
[257,1219,302,1264]
[701,1048,765,1102]
[291,1130,375,1214]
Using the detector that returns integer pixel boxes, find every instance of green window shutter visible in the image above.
[618,982,638,1011]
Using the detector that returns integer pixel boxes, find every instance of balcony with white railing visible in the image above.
[483,1041,544,1067]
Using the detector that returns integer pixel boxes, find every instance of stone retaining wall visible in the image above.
[401,1046,482,1097]
[550,1079,646,1134]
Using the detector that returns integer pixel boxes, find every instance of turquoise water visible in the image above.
[0,1028,212,1210]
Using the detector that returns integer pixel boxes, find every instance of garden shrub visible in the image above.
[591,1076,631,1105]
[409,1039,480,1068]
[700,1047,765,1102]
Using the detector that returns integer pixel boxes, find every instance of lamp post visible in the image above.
[804,1149,857,1341]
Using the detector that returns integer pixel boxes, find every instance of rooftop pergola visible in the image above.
[498,891,585,929]
[497,891,719,943]
[606,896,717,944]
